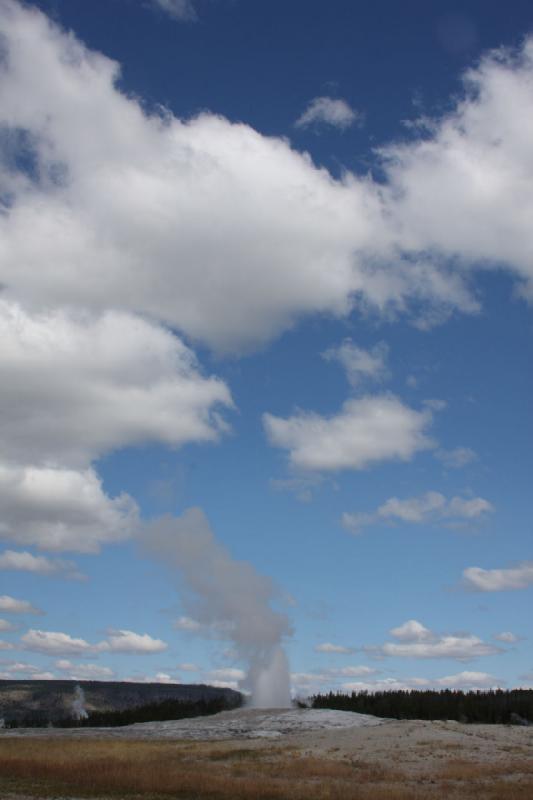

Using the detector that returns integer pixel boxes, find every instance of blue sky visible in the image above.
[0,0,532,699]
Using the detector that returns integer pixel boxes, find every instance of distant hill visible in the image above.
[0,680,242,726]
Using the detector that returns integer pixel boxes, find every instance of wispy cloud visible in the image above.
[342,491,493,534]
[295,97,362,131]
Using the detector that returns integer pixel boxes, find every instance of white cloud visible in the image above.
[365,620,502,660]
[150,0,197,21]
[295,97,362,131]
[0,2,479,356]
[0,594,43,615]
[0,300,231,552]
[381,39,533,299]
[21,627,167,655]
[55,660,114,680]
[264,395,433,472]
[322,340,389,388]
[2,661,43,674]
[493,631,520,643]
[436,447,477,468]
[103,629,168,654]
[0,301,232,468]
[389,620,433,642]
[0,464,138,554]
[314,642,355,654]
[342,490,493,534]
[0,549,83,578]
[21,629,97,656]
[463,562,533,591]
[0,618,18,632]
[341,671,502,692]
[0,640,14,651]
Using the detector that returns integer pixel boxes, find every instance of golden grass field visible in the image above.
[1,721,533,800]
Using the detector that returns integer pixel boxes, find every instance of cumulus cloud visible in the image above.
[0,549,82,578]
[462,562,533,591]
[0,618,18,631]
[21,629,98,656]
[103,629,168,654]
[314,642,355,654]
[295,96,362,130]
[0,594,43,615]
[342,490,493,534]
[150,0,197,21]
[0,301,232,468]
[21,627,168,656]
[365,620,502,660]
[0,1,484,357]
[0,464,138,554]
[389,620,433,642]
[0,640,14,651]
[322,340,389,388]
[0,299,231,552]
[381,39,533,299]
[341,671,502,692]
[264,395,433,472]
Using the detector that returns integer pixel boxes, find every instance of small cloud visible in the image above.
[365,621,502,661]
[493,631,520,643]
[264,395,434,473]
[173,615,203,632]
[314,642,355,654]
[0,619,19,632]
[295,96,362,131]
[322,340,389,388]
[463,562,533,592]
[389,620,433,642]
[436,447,478,468]
[21,629,96,656]
[177,662,199,672]
[103,629,168,654]
[149,0,197,22]
[0,550,85,581]
[0,595,44,615]
[342,491,493,534]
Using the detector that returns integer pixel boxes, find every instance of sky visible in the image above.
[0,0,532,698]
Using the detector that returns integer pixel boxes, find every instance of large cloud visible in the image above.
[0,300,232,468]
[382,39,533,298]
[263,395,433,471]
[0,299,231,552]
[0,0,481,355]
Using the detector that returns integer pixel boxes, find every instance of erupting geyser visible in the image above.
[249,645,291,708]
[143,508,292,708]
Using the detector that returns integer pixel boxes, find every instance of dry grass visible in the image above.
[0,737,532,800]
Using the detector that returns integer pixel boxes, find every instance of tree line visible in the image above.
[311,689,533,724]
[3,694,242,729]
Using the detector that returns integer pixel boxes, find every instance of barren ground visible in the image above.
[1,707,532,799]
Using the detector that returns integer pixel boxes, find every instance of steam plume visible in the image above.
[143,508,292,707]
[71,684,88,720]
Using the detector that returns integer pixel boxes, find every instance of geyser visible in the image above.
[143,508,292,707]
